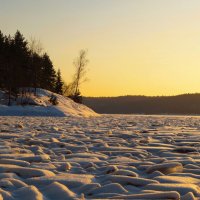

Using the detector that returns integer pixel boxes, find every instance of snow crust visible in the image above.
[0,115,200,199]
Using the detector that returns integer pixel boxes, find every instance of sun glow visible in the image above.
[1,0,200,96]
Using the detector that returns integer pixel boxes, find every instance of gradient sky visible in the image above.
[1,0,200,96]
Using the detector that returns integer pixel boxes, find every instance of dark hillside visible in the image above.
[83,94,200,114]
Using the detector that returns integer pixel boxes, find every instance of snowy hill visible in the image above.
[0,89,98,117]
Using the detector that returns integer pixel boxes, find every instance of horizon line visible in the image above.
[83,92,200,98]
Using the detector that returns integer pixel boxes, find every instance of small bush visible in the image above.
[49,95,58,105]
[68,94,82,104]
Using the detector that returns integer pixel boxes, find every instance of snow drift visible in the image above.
[0,89,98,117]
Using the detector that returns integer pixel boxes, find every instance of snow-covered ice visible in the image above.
[0,115,200,199]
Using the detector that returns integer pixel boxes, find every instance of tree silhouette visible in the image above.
[55,69,64,95]
[68,49,88,103]
[0,30,63,105]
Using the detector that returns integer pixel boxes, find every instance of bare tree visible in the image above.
[29,37,43,56]
[72,49,89,96]
[63,82,74,96]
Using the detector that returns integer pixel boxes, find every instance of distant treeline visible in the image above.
[0,30,64,104]
[83,94,200,115]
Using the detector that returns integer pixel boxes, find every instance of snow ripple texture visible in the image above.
[0,115,200,199]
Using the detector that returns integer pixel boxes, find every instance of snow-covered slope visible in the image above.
[0,89,98,117]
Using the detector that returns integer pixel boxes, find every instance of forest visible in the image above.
[84,94,200,115]
[0,30,86,105]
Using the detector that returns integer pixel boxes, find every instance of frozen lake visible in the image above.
[0,114,200,199]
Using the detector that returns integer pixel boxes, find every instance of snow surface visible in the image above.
[0,115,200,199]
[0,89,98,117]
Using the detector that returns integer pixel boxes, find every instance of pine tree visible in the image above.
[12,30,29,90]
[40,53,56,91]
[31,53,43,93]
[4,34,13,105]
[0,31,5,89]
[0,30,64,104]
[55,69,63,94]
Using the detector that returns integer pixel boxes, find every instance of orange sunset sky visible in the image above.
[1,0,200,96]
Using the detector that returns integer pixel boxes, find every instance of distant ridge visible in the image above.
[83,93,200,115]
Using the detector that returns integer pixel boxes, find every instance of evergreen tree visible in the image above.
[55,69,63,94]
[0,29,65,104]
[4,34,13,105]
[0,31,5,89]
[29,38,43,94]
[40,53,56,91]
[31,53,43,91]
[12,30,29,90]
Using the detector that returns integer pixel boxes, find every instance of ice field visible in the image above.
[0,115,200,199]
